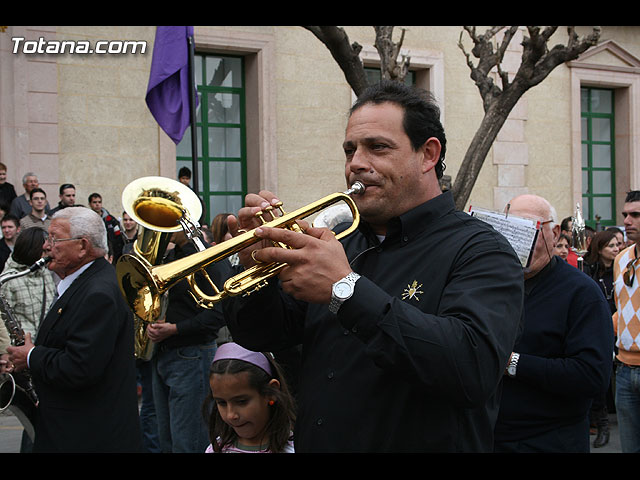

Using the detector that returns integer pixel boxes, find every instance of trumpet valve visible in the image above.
[241,279,269,297]
[289,221,303,233]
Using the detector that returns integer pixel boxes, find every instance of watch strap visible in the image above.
[329,272,361,314]
[507,352,520,377]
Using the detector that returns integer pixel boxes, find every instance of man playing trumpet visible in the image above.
[223,81,524,452]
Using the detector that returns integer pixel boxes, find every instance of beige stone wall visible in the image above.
[1,25,638,225]
[55,26,157,217]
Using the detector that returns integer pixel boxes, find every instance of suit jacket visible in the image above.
[0,238,11,272]
[29,257,142,452]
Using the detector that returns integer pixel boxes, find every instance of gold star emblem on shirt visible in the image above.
[402,280,423,301]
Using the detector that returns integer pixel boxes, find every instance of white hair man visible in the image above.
[7,206,142,452]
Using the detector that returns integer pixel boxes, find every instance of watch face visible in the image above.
[334,281,352,299]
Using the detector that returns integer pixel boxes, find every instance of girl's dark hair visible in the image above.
[202,350,296,453]
[585,229,618,277]
[12,227,47,266]
[350,80,447,179]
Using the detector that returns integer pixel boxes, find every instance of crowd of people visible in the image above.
[0,80,638,453]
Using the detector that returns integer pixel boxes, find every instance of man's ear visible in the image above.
[420,137,441,174]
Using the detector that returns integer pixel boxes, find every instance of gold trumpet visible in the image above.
[116,181,365,322]
[117,176,204,360]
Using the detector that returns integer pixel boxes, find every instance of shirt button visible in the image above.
[327,371,334,380]
[316,418,323,426]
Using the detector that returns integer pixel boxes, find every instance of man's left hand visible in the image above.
[7,333,34,372]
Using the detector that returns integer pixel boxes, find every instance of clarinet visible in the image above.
[0,256,51,408]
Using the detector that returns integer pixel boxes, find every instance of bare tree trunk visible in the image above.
[452,90,522,210]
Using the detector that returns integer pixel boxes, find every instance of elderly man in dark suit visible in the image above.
[7,207,142,452]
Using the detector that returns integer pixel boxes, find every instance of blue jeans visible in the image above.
[615,363,640,453]
[151,342,217,453]
[137,360,160,453]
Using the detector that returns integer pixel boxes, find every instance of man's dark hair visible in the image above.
[349,80,447,179]
[1,214,19,228]
[59,183,75,194]
[561,216,573,232]
[625,190,640,203]
[88,192,102,203]
[29,187,46,199]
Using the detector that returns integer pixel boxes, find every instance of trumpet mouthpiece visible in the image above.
[345,181,365,196]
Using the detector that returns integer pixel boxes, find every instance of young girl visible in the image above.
[203,342,296,453]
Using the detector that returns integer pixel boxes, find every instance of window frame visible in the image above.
[580,87,616,228]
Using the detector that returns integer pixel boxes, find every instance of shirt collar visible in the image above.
[30,212,47,221]
[382,190,455,244]
[57,260,95,298]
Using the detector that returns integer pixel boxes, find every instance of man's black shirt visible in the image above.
[224,191,524,452]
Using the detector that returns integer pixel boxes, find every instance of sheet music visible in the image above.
[469,206,539,268]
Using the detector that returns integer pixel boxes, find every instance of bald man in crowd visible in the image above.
[493,194,614,453]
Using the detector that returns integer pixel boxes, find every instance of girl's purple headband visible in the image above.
[213,342,273,376]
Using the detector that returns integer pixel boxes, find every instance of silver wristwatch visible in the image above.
[329,272,361,314]
[506,352,520,377]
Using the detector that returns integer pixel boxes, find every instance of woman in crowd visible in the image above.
[554,233,571,262]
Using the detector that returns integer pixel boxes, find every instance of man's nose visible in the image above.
[348,149,372,174]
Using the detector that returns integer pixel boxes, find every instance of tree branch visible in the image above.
[458,26,520,112]
[302,26,369,96]
[374,26,411,83]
